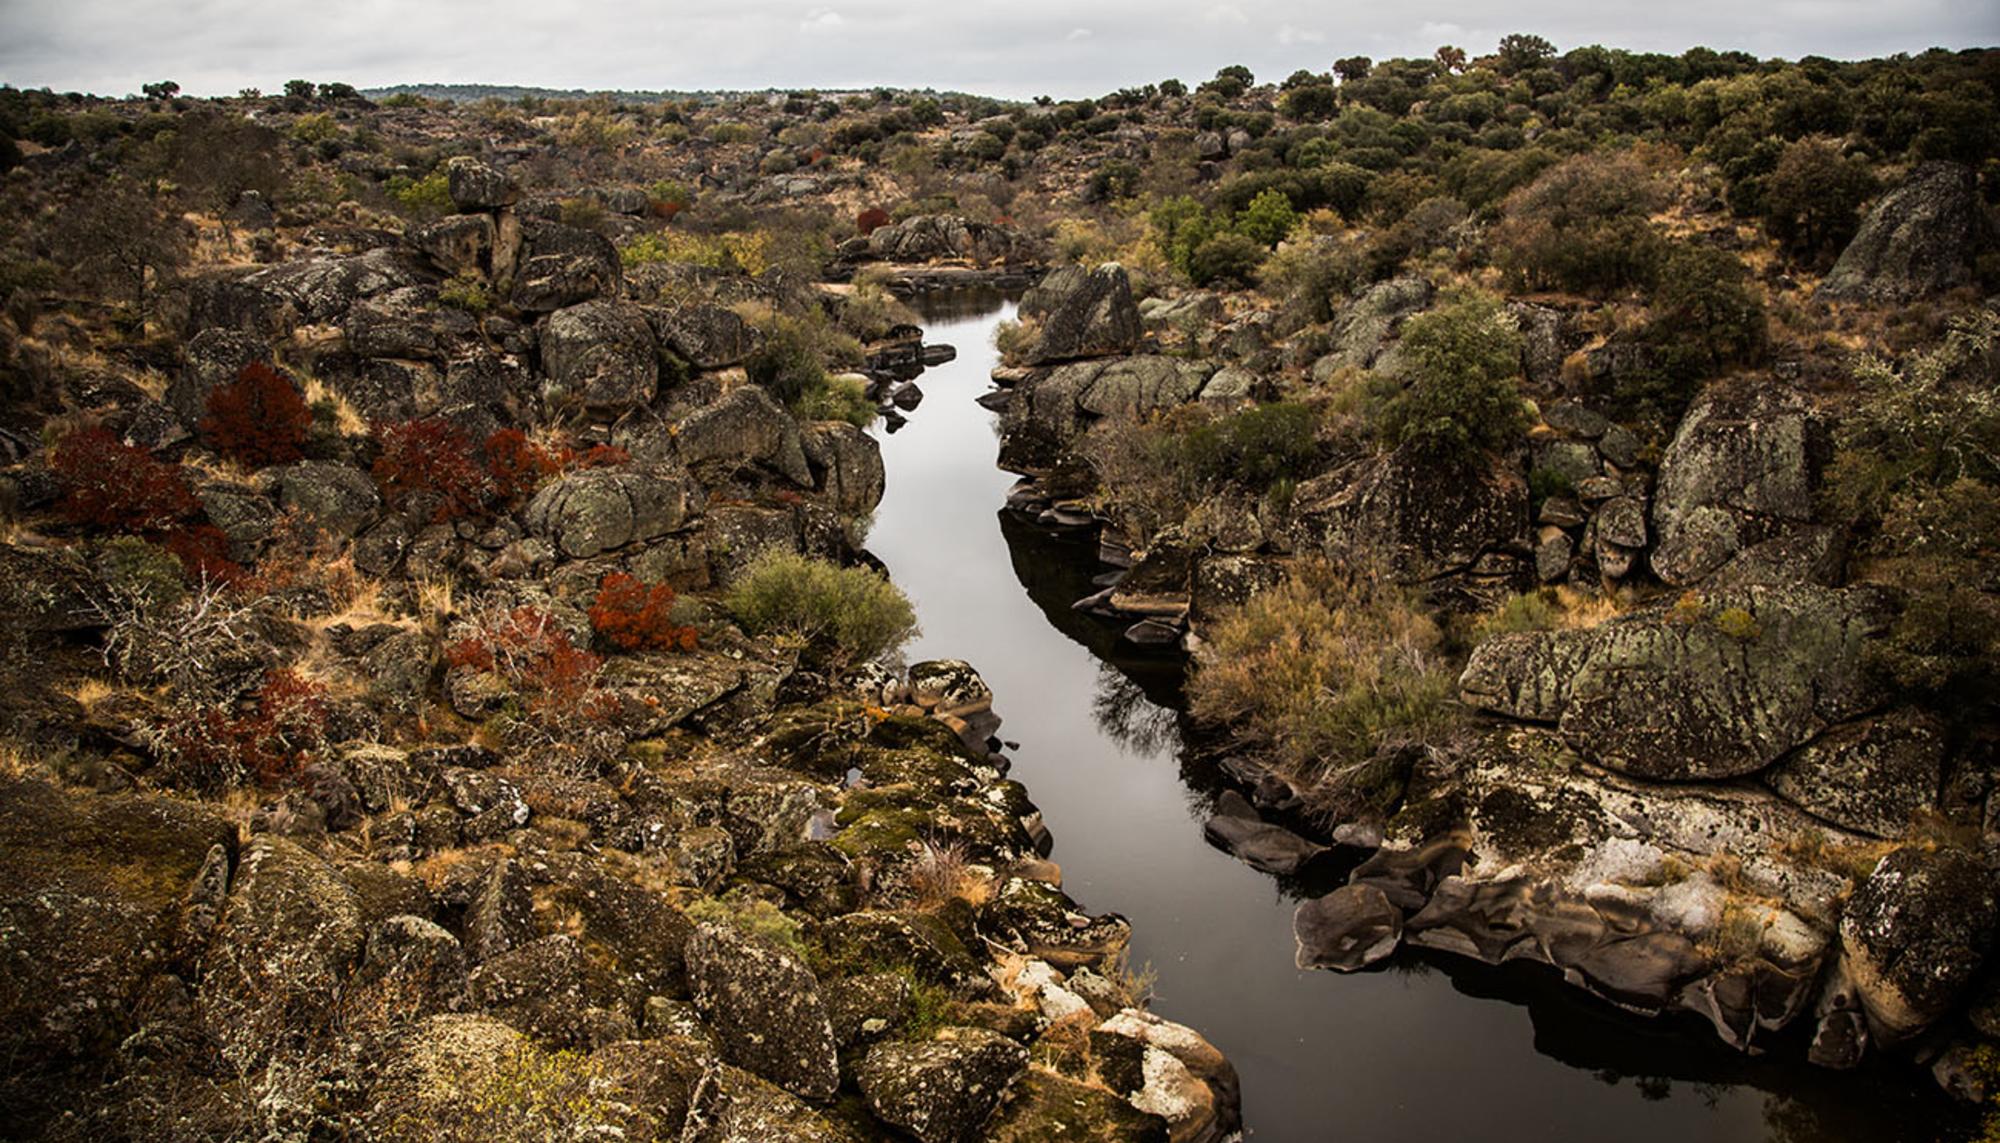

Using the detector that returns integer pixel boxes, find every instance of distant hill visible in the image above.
[361,83,989,105]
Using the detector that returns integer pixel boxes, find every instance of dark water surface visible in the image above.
[864,291,1968,1143]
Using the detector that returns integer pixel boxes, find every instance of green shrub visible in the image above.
[1378,290,1528,457]
[684,891,806,955]
[1490,153,1667,295]
[1234,188,1300,247]
[726,552,918,667]
[1188,232,1267,286]
[437,274,491,315]
[797,372,875,428]
[1629,243,1767,417]
[385,169,451,218]
[1172,401,1321,491]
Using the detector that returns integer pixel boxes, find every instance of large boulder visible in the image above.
[1650,381,1824,587]
[1012,264,1141,365]
[1294,883,1403,971]
[1290,443,1529,596]
[1463,584,1890,781]
[1821,162,1987,303]
[1836,846,1998,1046]
[1765,708,1946,839]
[197,837,366,1047]
[1310,276,1433,376]
[0,780,233,1057]
[671,385,814,488]
[800,421,885,514]
[685,922,839,1101]
[445,157,519,212]
[524,466,698,559]
[646,302,760,370]
[541,299,659,414]
[511,219,622,313]
[197,248,431,334]
[865,214,1016,266]
[854,1026,1029,1143]
[1077,356,1217,420]
[407,213,495,279]
[273,460,381,538]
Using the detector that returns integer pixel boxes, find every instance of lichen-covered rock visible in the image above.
[1370,726,1843,1050]
[1013,264,1141,365]
[0,780,233,1056]
[357,914,467,1015]
[1457,629,1593,723]
[198,836,365,1039]
[1650,382,1823,587]
[685,922,839,1101]
[511,219,622,312]
[1092,1008,1239,1143]
[800,421,885,515]
[1558,585,1887,780]
[408,212,494,278]
[1821,162,1987,303]
[866,214,1017,266]
[984,1069,1171,1142]
[524,467,698,559]
[273,460,381,538]
[445,157,518,212]
[1837,846,1998,1046]
[907,659,993,717]
[646,302,760,370]
[1311,276,1433,376]
[1765,708,1946,839]
[855,1026,1029,1143]
[541,299,659,414]
[1290,443,1529,597]
[672,385,814,488]
[1077,356,1217,420]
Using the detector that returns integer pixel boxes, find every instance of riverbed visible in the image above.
[862,291,1966,1142]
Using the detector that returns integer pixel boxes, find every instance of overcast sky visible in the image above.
[1,1,1994,101]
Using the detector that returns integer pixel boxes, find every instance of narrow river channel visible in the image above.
[862,290,1966,1142]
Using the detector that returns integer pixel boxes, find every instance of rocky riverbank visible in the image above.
[0,159,1237,1141]
[978,160,2000,1104]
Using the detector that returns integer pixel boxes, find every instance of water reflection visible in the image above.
[864,290,1972,1143]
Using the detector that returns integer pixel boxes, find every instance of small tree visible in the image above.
[1762,137,1877,267]
[1235,189,1300,248]
[1379,291,1527,457]
[141,80,180,102]
[201,362,311,467]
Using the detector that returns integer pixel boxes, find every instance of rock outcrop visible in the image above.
[1821,162,1987,303]
[1010,264,1142,366]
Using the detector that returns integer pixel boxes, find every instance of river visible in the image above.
[861,290,1967,1142]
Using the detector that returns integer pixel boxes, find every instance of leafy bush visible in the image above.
[856,206,892,235]
[726,552,918,667]
[1378,291,1528,457]
[385,170,451,218]
[446,601,617,764]
[1171,401,1321,491]
[1188,232,1268,286]
[1490,153,1667,295]
[1235,188,1300,247]
[201,362,311,467]
[1629,243,1768,416]
[372,419,491,522]
[1762,137,1876,266]
[1188,559,1457,819]
[1825,311,2000,698]
[589,572,697,652]
[53,428,198,533]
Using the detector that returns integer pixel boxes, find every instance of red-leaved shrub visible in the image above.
[53,427,198,533]
[446,604,613,725]
[161,523,244,586]
[166,668,330,789]
[373,419,491,522]
[484,430,631,505]
[589,571,697,652]
[856,207,891,236]
[200,361,311,466]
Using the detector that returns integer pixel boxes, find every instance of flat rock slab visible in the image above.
[1294,884,1403,971]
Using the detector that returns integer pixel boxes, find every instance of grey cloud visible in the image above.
[0,0,1992,100]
